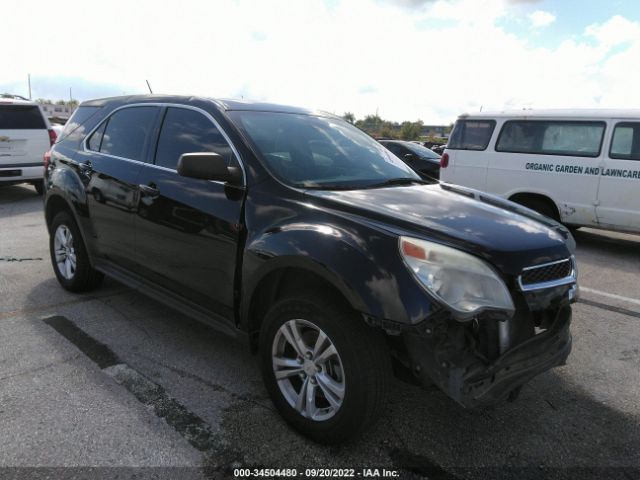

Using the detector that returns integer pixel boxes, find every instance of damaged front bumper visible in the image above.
[403,304,572,408]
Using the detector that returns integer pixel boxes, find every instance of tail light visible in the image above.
[48,128,57,146]
[44,150,51,171]
[440,152,449,168]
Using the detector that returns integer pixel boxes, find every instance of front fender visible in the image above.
[240,222,438,330]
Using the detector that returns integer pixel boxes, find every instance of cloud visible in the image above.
[528,10,556,29]
[378,0,435,6]
[585,14,640,47]
[2,0,639,124]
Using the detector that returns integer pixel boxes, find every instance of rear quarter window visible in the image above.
[0,105,46,129]
[448,120,496,151]
[59,106,102,142]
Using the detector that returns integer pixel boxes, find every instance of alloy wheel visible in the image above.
[272,319,345,421]
[53,224,77,280]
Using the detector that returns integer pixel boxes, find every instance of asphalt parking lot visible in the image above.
[1,184,639,480]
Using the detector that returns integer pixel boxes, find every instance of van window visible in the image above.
[0,105,46,129]
[97,107,159,161]
[610,122,640,161]
[448,120,495,151]
[496,121,605,158]
[154,107,234,170]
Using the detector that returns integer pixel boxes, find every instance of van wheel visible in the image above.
[259,290,391,444]
[517,198,559,222]
[33,181,44,195]
[49,211,104,292]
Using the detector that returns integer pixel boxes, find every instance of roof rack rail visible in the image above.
[0,93,30,101]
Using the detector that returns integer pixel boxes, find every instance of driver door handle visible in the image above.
[139,184,160,197]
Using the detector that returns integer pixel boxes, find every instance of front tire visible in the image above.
[49,211,104,292]
[259,290,391,444]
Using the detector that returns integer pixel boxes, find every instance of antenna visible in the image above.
[146,80,153,94]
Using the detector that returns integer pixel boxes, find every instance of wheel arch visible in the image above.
[45,193,76,232]
[508,191,561,222]
[242,258,368,352]
[44,191,96,266]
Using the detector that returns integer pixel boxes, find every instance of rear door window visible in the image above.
[154,107,234,170]
[496,120,605,157]
[448,120,495,151]
[0,105,46,129]
[610,122,640,161]
[91,106,159,161]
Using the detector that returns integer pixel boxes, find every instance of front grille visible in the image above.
[520,258,573,287]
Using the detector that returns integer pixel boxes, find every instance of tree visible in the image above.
[399,121,423,140]
[55,100,66,105]
[378,125,398,139]
[342,112,355,124]
[36,98,52,105]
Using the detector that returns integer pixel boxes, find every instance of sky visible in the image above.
[2,0,640,124]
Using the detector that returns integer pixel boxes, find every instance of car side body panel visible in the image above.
[239,182,438,330]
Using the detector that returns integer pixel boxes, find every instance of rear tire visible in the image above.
[516,198,560,222]
[259,290,391,444]
[33,180,44,195]
[49,211,104,292]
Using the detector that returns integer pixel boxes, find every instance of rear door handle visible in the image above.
[139,184,160,197]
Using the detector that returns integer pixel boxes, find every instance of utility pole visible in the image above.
[28,74,31,99]
[69,87,72,103]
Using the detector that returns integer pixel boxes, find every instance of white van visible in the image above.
[0,96,56,194]
[440,110,640,234]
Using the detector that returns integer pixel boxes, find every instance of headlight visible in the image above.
[399,236,515,317]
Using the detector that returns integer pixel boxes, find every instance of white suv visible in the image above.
[0,95,56,194]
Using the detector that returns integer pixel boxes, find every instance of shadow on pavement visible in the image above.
[0,184,44,219]
[29,276,640,478]
[574,228,640,257]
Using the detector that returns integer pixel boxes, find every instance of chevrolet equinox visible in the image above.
[44,95,578,444]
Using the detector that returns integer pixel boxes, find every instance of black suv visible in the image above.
[45,95,577,443]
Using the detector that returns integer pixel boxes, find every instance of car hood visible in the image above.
[304,183,574,276]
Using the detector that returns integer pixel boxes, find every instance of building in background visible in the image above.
[38,103,76,124]
[421,125,450,138]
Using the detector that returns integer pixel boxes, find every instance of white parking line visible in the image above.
[580,287,640,307]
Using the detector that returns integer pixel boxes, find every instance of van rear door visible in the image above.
[0,104,50,169]
[597,120,640,232]
[441,119,495,190]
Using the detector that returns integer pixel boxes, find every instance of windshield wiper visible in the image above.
[364,178,427,189]
[299,183,363,190]
[297,177,428,191]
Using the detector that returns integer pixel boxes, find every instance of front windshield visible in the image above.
[405,142,441,159]
[230,111,420,189]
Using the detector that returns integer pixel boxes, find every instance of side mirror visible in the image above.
[177,153,242,184]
